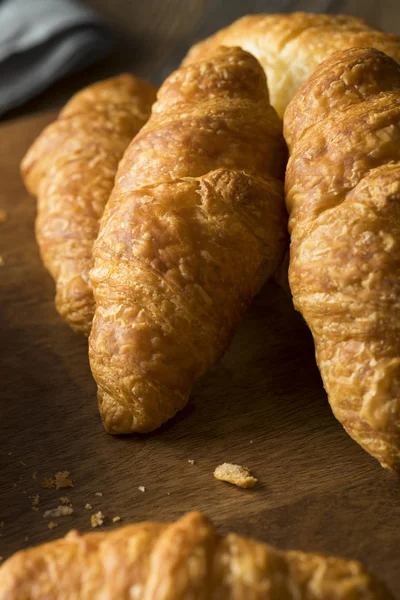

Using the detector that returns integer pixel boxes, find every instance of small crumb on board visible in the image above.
[55,472,73,489]
[85,503,92,510]
[42,471,73,490]
[213,463,257,489]
[48,522,58,530]
[112,516,121,523]
[43,506,73,519]
[138,486,146,493]
[91,511,105,528]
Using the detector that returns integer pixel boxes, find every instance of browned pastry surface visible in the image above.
[21,75,157,334]
[213,462,258,488]
[183,13,400,117]
[0,512,393,599]
[88,46,287,434]
[284,47,400,473]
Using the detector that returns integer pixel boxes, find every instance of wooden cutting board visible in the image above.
[0,112,399,595]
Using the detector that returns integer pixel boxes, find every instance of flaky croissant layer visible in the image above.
[0,512,392,599]
[183,12,400,117]
[284,47,400,472]
[21,74,157,334]
[89,46,287,434]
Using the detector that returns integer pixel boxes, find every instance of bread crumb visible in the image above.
[249,440,253,444]
[85,503,92,510]
[112,516,121,523]
[94,492,102,497]
[55,471,73,489]
[20,461,27,467]
[188,459,195,465]
[32,472,37,480]
[42,471,73,490]
[0,210,7,223]
[213,463,257,489]
[48,521,58,529]
[0,256,4,267]
[43,506,73,518]
[24,536,29,542]
[138,486,146,493]
[91,511,104,528]
[59,497,71,505]
[31,494,40,512]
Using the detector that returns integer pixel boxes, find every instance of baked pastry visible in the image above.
[284,47,400,473]
[21,74,157,334]
[184,13,400,116]
[213,462,258,488]
[89,46,287,433]
[0,512,392,599]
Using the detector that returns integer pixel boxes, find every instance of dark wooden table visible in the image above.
[1,1,400,597]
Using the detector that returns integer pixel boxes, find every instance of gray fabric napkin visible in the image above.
[0,0,112,116]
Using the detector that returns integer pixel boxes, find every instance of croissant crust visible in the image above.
[89,47,287,433]
[284,47,400,472]
[0,512,392,599]
[183,12,400,116]
[21,74,156,334]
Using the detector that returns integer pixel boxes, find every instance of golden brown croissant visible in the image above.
[184,13,400,117]
[21,74,157,335]
[284,47,400,473]
[89,46,287,434]
[0,512,392,599]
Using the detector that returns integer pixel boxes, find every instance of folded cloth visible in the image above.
[0,0,112,116]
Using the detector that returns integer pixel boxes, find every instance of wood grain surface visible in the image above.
[0,112,399,594]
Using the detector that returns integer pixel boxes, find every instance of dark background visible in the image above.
[4,0,400,121]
